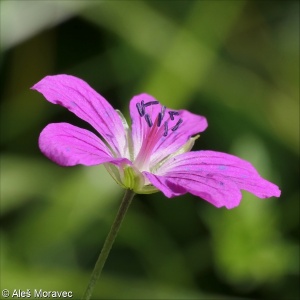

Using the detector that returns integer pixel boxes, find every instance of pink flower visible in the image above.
[32,75,280,209]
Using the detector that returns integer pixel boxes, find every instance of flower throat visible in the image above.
[133,100,183,171]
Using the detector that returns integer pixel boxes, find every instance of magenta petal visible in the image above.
[145,150,281,209]
[39,123,130,167]
[129,94,208,165]
[32,75,126,157]
[145,171,242,209]
[143,172,189,197]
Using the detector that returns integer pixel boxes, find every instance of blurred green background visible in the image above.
[0,1,299,299]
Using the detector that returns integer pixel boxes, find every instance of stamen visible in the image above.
[141,100,145,115]
[136,103,144,117]
[171,118,183,131]
[157,113,162,127]
[144,113,153,127]
[157,105,166,127]
[163,121,168,136]
[144,101,159,107]
[168,111,179,121]
[161,106,166,119]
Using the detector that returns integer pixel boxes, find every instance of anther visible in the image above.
[136,103,144,117]
[157,105,166,127]
[157,113,162,127]
[168,111,179,121]
[144,113,153,127]
[171,118,183,131]
[163,121,168,136]
[141,100,145,115]
[144,101,159,107]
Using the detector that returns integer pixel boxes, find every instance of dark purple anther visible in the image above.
[157,113,162,127]
[136,103,144,117]
[171,118,183,131]
[144,101,159,107]
[163,121,168,136]
[168,111,179,121]
[144,113,153,127]
[157,105,166,127]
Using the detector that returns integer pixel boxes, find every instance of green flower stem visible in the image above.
[82,189,135,300]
